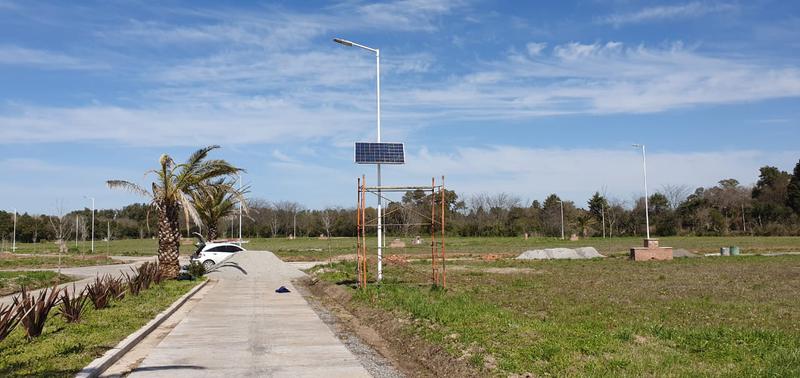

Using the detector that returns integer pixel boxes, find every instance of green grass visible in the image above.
[0,271,76,296]
[0,255,120,270]
[6,235,800,262]
[315,255,800,376]
[0,278,201,377]
[257,235,800,261]
[5,238,158,256]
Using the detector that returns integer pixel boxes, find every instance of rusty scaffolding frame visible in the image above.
[356,175,447,289]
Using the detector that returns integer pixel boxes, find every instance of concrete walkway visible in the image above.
[127,251,370,377]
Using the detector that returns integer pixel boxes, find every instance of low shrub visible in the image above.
[58,285,89,323]
[106,276,126,300]
[188,261,205,278]
[124,271,143,296]
[14,286,62,339]
[86,276,112,310]
[0,303,21,341]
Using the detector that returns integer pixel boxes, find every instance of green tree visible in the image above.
[191,179,247,241]
[787,159,800,214]
[107,146,242,278]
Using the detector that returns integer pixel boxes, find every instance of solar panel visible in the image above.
[354,142,405,164]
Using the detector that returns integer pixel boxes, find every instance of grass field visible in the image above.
[0,255,120,270]
[313,255,800,376]
[0,271,75,296]
[0,279,201,377]
[4,235,799,262]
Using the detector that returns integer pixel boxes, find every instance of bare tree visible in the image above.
[320,208,336,238]
[48,201,73,273]
[659,184,691,210]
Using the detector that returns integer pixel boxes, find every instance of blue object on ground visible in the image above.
[275,286,291,293]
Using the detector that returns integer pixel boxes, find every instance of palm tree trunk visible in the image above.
[156,199,181,279]
[208,225,218,241]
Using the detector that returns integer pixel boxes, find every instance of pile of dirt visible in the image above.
[673,248,700,258]
[384,254,408,265]
[516,247,604,260]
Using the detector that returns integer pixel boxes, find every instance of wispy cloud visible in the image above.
[396,41,800,118]
[399,146,800,205]
[598,2,738,27]
[0,45,104,70]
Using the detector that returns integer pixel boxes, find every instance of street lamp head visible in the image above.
[333,38,354,47]
[632,144,642,148]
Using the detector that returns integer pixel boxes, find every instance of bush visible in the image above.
[188,261,205,278]
[86,276,112,310]
[14,286,62,339]
[0,303,21,341]
[58,285,89,323]
[106,276,126,300]
[124,271,143,296]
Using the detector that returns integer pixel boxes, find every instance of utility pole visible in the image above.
[559,200,565,240]
[12,208,16,252]
[75,215,79,247]
[238,173,243,246]
[632,144,650,239]
[601,204,606,239]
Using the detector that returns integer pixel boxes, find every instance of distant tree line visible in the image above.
[3,160,800,243]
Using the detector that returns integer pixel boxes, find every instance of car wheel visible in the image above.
[202,259,215,270]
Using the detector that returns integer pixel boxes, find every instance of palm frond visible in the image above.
[107,180,152,198]
[178,189,203,227]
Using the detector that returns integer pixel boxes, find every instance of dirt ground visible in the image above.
[299,276,484,377]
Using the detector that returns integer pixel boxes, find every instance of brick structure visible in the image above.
[630,238,673,261]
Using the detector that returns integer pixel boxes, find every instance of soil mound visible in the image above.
[516,247,604,260]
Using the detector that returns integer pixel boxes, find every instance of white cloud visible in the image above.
[395,41,800,118]
[397,146,800,205]
[599,2,738,27]
[354,0,466,31]
[526,42,547,56]
[0,45,104,70]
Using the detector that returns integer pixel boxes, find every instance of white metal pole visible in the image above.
[376,48,383,282]
[12,208,16,252]
[76,215,79,247]
[559,201,564,240]
[91,197,95,253]
[641,145,650,239]
[602,205,606,238]
[238,173,243,246]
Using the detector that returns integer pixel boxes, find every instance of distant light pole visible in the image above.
[75,215,79,247]
[238,173,243,246]
[601,204,606,239]
[84,196,95,253]
[632,144,651,239]
[333,37,385,281]
[558,200,565,240]
[12,208,16,251]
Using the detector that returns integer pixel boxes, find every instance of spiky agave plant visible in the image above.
[58,284,89,323]
[107,146,243,278]
[191,178,249,241]
[0,303,23,341]
[14,286,62,339]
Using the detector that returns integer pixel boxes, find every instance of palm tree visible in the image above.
[191,178,248,241]
[107,146,242,278]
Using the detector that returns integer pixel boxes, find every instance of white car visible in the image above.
[190,233,246,270]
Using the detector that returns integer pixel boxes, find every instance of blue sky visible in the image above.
[1,0,799,214]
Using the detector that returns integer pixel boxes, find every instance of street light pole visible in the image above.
[559,200,564,240]
[632,144,651,239]
[85,196,95,253]
[12,208,16,252]
[238,173,243,246]
[333,37,384,282]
